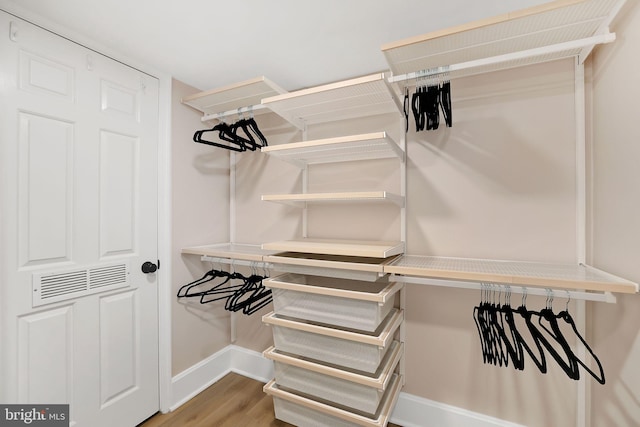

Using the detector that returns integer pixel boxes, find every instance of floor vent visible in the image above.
[33,262,130,307]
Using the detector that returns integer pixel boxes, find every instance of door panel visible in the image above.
[19,49,75,101]
[17,306,74,405]
[99,130,138,257]
[99,290,138,408]
[18,112,74,266]
[100,79,140,120]
[0,12,159,427]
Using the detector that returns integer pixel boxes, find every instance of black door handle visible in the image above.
[141,261,158,274]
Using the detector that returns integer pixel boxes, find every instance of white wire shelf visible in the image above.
[261,73,401,129]
[261,132,404,167]
[181,243,278,263]
[261,191,404,208]
[181,76,286,122]
[384,255,638,294]
[382,0,624,82]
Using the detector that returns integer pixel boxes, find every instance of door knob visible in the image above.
[141,261,158,274]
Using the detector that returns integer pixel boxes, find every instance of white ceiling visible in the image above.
[4,0,550,92]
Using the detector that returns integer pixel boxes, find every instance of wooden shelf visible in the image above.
[382,0,622,81]
[262,238,405,259]
[181,76,286,121]
[261,73,400,129]
[384,255,639,294]
[262,191,404,208]
[181,243,278,262]
[261,132,404,167]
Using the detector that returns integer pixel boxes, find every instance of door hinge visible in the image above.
[9,21,18,42]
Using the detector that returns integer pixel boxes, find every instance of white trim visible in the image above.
[228,345,274,383]
[390,392,527,427]
[157,76,174,413]
[0,0,175,415]
[170,346,233,412]
[171,344,525,427]
[170,345,274,411]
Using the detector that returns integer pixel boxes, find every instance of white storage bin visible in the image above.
[264,374,402,427]
[263,309,402,373]
[266,273,402,332]
[265,341,403,415]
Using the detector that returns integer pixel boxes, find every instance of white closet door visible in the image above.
[0,12,159,427]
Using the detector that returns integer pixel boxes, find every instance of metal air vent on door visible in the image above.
[32,262,130,307]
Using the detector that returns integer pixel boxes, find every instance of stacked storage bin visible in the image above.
[262,273,404,427]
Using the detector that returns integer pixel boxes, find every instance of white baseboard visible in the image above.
[170,345,273,412]
[171,345,524,427]
[169,345,233,411]
[390,391,526,427]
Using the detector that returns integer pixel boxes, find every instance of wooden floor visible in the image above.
[140,372,401,427]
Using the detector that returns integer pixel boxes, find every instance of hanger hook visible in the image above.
[545,288,554,310]
[522,287,527,307]
[565,289,571,312]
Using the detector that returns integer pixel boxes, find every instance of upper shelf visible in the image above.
[261,132,404,167]
[382,0,624,82]
[385,255,638,294]
[261,73,401,129]
[181,76,287,122]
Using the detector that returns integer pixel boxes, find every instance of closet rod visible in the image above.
[200,255,273,271]
[201,104,269,123]
[388,275,616,304]
[388,33,616,84]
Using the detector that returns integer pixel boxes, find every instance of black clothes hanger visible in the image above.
[177,269,227,298]
[439,81,452,127]
[538,307,606,384]
[425,84,440,130]
[521,306,577,378]
[177,266,272,316]
[474,288,606,384]
[199,271,246,304]
[193,115,268,152]
[403,87,410,133]
[193,122,247,152]
[409,76,452,132]
[411,86,423,132]
[246,117,268,147]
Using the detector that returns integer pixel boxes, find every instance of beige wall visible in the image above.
[170,79,231,375]
[590,1,640,425]
[169,2,640,424]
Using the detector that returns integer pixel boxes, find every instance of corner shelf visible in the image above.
[262,191,404,208]
[384,255,639,294]
[382,0,623,82]
[261,132,404,167]
[181,76,286,122]
[261,73,401,129]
